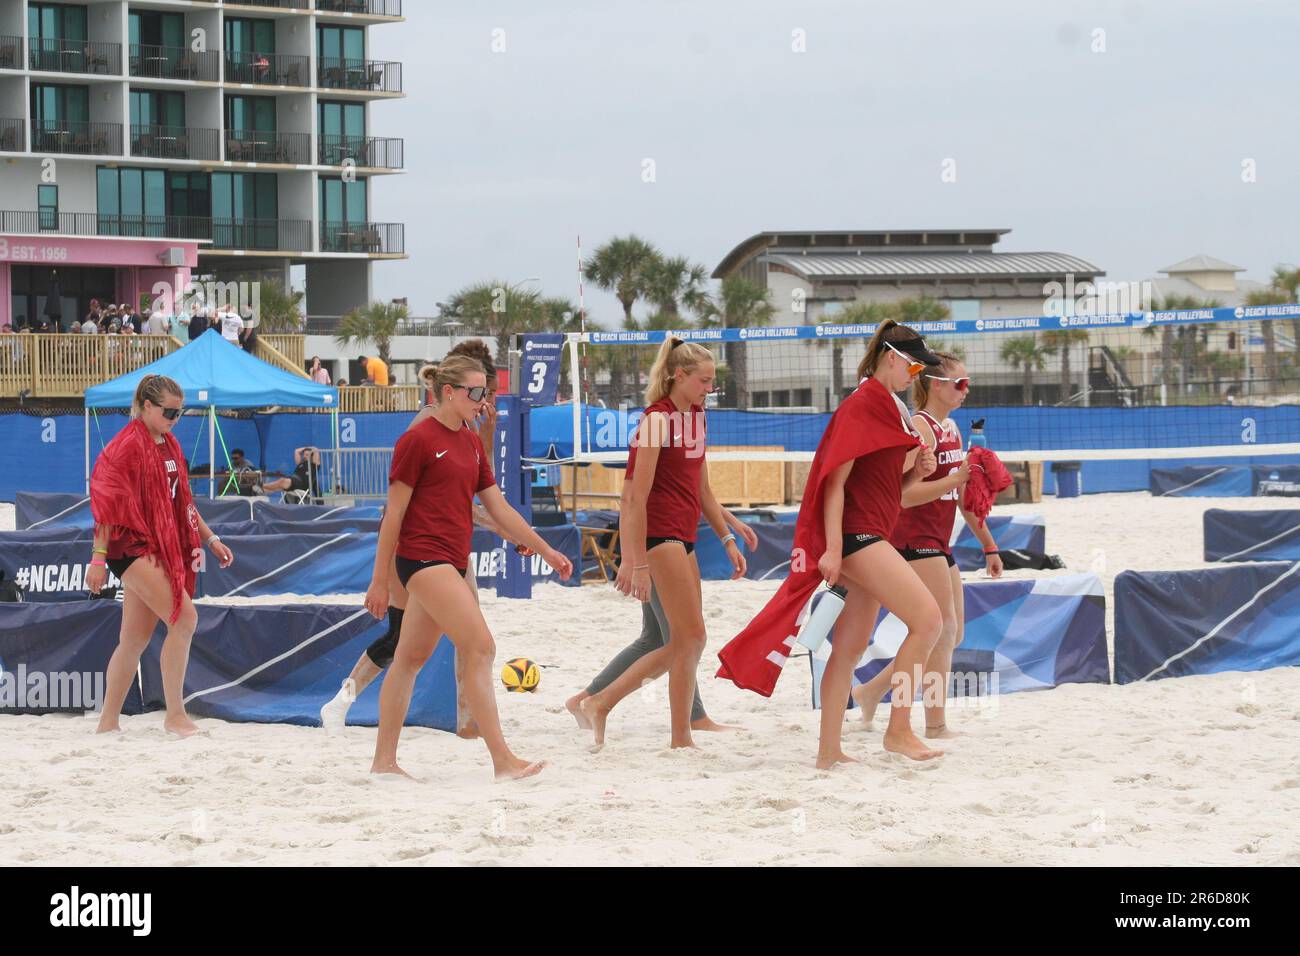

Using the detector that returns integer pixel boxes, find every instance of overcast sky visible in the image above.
[366,0,1299,324]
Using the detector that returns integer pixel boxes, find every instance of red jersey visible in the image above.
[625,397,706,542]
[390,416,496,565]
[840,378,921,538]
[890,410,964,553]
[107,440,181,560]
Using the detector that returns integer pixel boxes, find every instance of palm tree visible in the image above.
[641,255,710,324]
[584,236,659,403]
[1150,295,1222,393]
[696,276,775,408]
[1269,265,1300,370]
[334,299,407,368]
[1000,335,1056,405]
[1042,329,1091,403]
[441,280,553,368]
[1244,287,1288,388]
[252,280,305,332]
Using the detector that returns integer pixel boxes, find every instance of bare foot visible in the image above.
[565,693,593,730]
[456,721,481,740]
[883,728,944,761]
[95,720,121,734]
[690,716,738,732]
[669,736,699,750]
[494,758,546,782]
[579,697,609,748]
[370,760,418,780]
[849,684,878,726]
[814,750,859,770]
[164,715,202,738]
[925,723,964,740]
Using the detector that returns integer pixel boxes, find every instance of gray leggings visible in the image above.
[585,586,706,722]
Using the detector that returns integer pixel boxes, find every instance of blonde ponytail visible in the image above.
[644,337,714,405]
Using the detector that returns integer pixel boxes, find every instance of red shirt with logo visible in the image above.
[390,416,496,565]
[625,397,707,541]
[890,410,965,553]
[840,378,921,538]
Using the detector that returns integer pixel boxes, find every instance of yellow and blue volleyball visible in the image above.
[501,658,540,693]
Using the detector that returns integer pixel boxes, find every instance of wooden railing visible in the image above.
[254,336,309,379]
[0,334,179,398]
[260,334,305,371]
[338,385,421,412]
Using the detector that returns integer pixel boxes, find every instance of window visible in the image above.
[771,390,790,406]
[225,95,276,134]
[31,83,89,126]
[319,175,367,223]
[317,25,364,65]
[129,10,184,49]
[793,388,812,406]
[751,391,769,407]
[224,18,275,56]
[211,172,279,249]
[28,3,87,70]
[130,90,184,129]
[38,184,58,230]
[96,166,167,236]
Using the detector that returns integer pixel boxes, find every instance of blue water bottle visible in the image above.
[968,417,987,450]
[796,582,847,652]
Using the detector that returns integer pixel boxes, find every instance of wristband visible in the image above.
[90,558,107,568]
[634,564,649,571]
[206,534,221,545]
[721,533,736,546]
[92,547,108,555]
[983,548,999,555]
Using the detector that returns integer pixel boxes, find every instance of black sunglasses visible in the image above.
[158,405,183,421]
[452,384,488,402]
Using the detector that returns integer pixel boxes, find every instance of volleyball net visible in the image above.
[552,303,1300,465]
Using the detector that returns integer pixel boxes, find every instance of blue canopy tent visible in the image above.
[83,329,339,498]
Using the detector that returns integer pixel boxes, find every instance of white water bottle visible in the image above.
[796,582,847,652]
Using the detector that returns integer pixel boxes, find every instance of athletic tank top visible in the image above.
[625,397,707,541]
[840,379,920,538]
[890,410,965,553]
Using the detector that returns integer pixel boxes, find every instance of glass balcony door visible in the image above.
[28,3,88,72]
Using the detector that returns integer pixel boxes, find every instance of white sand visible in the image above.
[1,494,1298,866]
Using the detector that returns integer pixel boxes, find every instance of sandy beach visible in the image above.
[2,493,1298,866]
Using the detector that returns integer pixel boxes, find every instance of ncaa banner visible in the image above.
[519,333,565,406]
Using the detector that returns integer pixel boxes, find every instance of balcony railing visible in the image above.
[317,57,401,93]
[225,51,311,87]
[319,221,404,255]
[0,334,179,399]
[0,210,312,252]
[27,37,121,75]
[338,385,422,412]
[29,120,122,156]
[0,35,21,69]
[129,43,221,82]
[226,128,311,164]
[227,0,310,8]
[0,118,24,152]
[131,123,220,161]
[317,0,403,15]
[318,134,403,169]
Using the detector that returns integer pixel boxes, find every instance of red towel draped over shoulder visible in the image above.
[716,378,922,697]
[90,418,200,624]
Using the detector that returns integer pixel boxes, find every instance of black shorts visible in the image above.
[288,473,310,492]
[898,547,956,568]
[645,536,695,555]
[107,556,139,579]
[842,533,884,558]
[394,555,467,589]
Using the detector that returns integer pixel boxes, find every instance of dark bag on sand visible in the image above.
[996,549,1065,571]
[0,570,25,603]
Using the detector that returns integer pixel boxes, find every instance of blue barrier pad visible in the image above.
[809,573,1109,707]
[1114,562,1300,683]
[1150,465,1254,497]
[1203,509,1300,562]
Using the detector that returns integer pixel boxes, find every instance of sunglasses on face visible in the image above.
[452,384,488,403]
[926,374,970,392]
[885,341,926,377]
[158,405,183,421]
